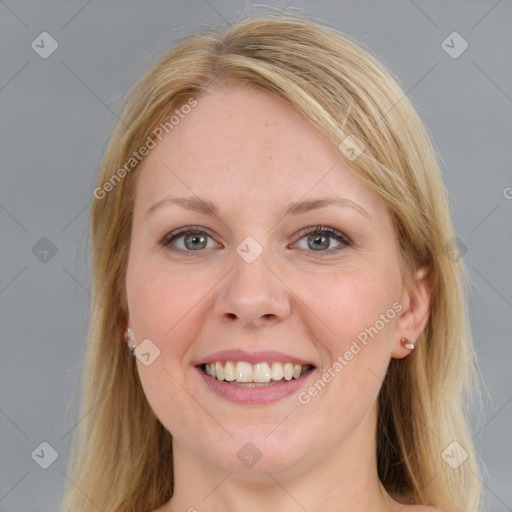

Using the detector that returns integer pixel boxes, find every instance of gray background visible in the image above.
[1,1,511,511]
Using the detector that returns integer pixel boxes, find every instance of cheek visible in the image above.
[291,268,400,432]
[126,257,207,353]
[126,260,216,440]
[297,265,400,346]
[290,263,401,412]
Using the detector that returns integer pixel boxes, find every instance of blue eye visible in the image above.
[161,225,351,257]
[293,226,351,255]
[161,226,218,255]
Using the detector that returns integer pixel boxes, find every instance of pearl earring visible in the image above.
[125,328,136,355]
[400,337,415,350]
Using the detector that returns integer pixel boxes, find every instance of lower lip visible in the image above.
[196,366,316,405]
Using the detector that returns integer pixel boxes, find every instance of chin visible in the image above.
[197,429,312,477]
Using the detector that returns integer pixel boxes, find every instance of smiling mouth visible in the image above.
[200,361,315,387]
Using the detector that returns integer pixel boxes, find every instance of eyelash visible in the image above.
[160,225,352,258]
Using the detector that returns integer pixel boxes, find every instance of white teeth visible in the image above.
[215,361,225,381]
[203,361,312,383]
[283,363,293,381]
[271,362,283,380]
[224,361,236,381]
[236,361,253,382]
[253,362,271,383]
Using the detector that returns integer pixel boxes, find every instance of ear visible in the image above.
[391,265,432,359]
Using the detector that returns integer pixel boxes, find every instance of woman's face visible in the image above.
[125,85,414,477]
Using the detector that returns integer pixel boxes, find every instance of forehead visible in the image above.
[134,85,382,216]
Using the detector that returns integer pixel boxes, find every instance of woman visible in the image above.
[62,14,481,512]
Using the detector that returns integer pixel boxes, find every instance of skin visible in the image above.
[125,85,433,512]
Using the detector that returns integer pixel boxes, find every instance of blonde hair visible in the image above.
[62,14,481,512]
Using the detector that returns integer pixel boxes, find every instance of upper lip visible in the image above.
[193,349,315,367]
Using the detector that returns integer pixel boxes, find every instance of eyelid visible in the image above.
[160,225,352,256]
[292,225,352,245]
[160,225,219,246]
[290,225,352,256]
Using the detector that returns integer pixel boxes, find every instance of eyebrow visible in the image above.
[145,195,371,221]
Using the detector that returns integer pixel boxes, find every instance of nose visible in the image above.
[213,251,291,329]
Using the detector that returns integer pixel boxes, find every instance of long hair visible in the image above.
[62,14,481,512]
